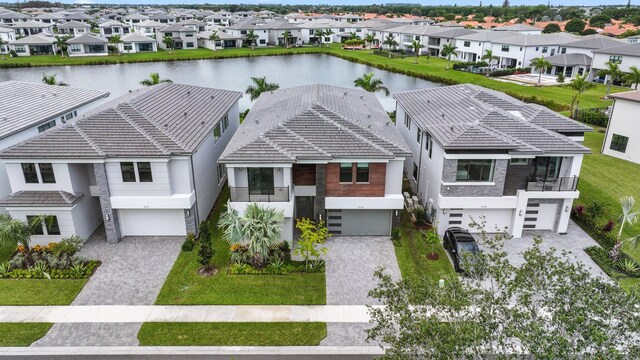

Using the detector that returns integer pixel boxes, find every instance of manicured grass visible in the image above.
[393,210,456,284]
[0,279,87,305]
[138,322,327,346]
[0,323,52,346]
[155,188,326,305]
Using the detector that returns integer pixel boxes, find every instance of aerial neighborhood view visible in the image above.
[1,0,640,358]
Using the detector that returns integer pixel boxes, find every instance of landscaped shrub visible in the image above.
[391,227,401,242]
[577,109,608,127]
[0,260,99,279]
[602,220,615,233]
[229,260,324,275]
[572,202,617,250]
[489,67,532,77]
[422,229,440,245]
[452,61,488,70]
[585,246,621,278]
[181,233,196,252]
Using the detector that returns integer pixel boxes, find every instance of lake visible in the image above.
[0,54,439,111]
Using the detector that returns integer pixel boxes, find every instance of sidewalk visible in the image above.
[0,305,375,323]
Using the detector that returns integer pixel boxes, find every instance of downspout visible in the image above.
[189,156,200,232]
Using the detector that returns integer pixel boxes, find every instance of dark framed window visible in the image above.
[339,163,353,183]
[456,160,495,182]
[221,114,229,132]
[26,216,44,235]
[120,162,136,182]
[510,158,529,166]
[39,163,56,183]
[501,45,509,52]
[37,120,56,133]
[22,163,38,184]
[463,41,470,47]
[248,167,274,195]
[137,162,153,182]
[46,216,60,235]
[217,163,226,183]
[428,138,433,159]
[416,129,421,143]
[413,163,418,180]
[213,124,221,142]
[530,157,562,181]
[610,134,629,153]
[356,163,369,183]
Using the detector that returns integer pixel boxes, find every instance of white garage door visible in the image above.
[327,209,392,236]
[119,209,187,236]
[448,209,514,233]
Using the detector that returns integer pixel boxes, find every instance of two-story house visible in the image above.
[56,20,91,37]
[156,24,199,50]
[0,83,241,244]
[602,90,640,164]
[98,20,131,38]
[395,84,592,238]
[591,43,640,83]
[219,84,411,240]
[0,26,15,53]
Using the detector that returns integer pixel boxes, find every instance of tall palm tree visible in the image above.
[609,196,640,261]
[315,29,325,47]
[162,35,173,50]
[139,72,172,86]
[282,30,292,48]
[623,65,640,90]
[566,74,595,118]
[208,30,221,50]
[54,35,70,58]
[598,61,624,98]
[354,73,390,96]
[382,34,398,58]
[530,56,552,86]
[364,33,376,53]
[245,76,280,101]
[0,215,52,267]
[440,43,458,70]
[41,73,68,86]
[108,34,123,55]
[244,29,258,50]
[410,39,424,64]
[480,49,499,76]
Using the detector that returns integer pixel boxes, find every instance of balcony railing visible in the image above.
[526,176,579,192]
[230,187,289,202]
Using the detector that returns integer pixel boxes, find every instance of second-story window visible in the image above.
[39,164,56,183]
[609,55,623,64]
[137,162,153,182]
[463,41,470,47]
[37,120,56,133]
[501,45,510,52]
[22,163,55,184]
[120,162,152,183]
[404,113,411,130]
[339,163,353,183]
[213,123,221,142]
[356,163,369,183]
[22,163,39,183]
[221,114,229,133]
[121,162,137,182]
[417,129,421,144]
[456,160,495,182]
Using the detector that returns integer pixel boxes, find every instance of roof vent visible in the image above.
[201,121,205,125]
[427,99,430,103]
[367,114,371,119]
[210,95,215,99]
[360,95,363,99]
[184,111,188,116]
[41,94,46,98]
[441,113,445,118]
[187,90,191,95]
[129,89,132,93]
[343,92,347,96]
[450,126,454,131]
[255,120,259,124]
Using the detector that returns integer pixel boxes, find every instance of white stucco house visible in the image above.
[602,90,640,164]
[56,20,91,37]
[10,34,58,56]
[67,34,109,57]
[0,26,15,53]
[0,83,241,244]
[591,43,640,84]
[118,33,157,53]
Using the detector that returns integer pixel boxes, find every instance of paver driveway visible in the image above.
[323,236,402,305]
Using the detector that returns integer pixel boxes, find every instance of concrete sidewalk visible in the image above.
[0,305,374,323]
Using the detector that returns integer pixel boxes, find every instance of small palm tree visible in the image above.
[440,43,458,70]
[315,29,325,47]
[598,61,624,98]
[382,34,398,58]
[566,74,595,118]
[349,31,359,40]
[0,215,52,267]
[140,72,172,86]
[530,56,552,86]
[162,35,173,50]
[410,39,424,64]
[41,73,68,86]
[282,30,292,48]
[480,49,499,76]
[108,35,123,55]
[324,28,334,45]
[623,65,640,90]
[208,30,221,50]
[609,196,640,261]
[364,33,376,53]
[0,38,7,54]
[54,35,70,58]
[354,73,390,96]
[245,29,258,50]
[245,76,280,101]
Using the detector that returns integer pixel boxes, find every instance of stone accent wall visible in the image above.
[325,163,386,197]
[185,203,197,235]
[314,164,326,221]
[391,209,401,230]
[441,159,508,198]
[94,163,121,244]
[293,164,316,185]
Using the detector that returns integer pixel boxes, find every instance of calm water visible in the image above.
[0,54,439,111]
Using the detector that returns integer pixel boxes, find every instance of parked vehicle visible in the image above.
[443,227,481,273]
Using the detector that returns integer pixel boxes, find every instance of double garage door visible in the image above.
[118,209,187,237]
[326,209,392,236]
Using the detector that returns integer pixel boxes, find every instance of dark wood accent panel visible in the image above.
[503,161,533,196]
[293,164,316,185]
[326,163,386,197]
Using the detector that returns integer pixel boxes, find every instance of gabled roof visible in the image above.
[123,13,149,20]
[11,20,51,28]
[121,33,155,42]
[57,20,91,29]
[0,190,83,207]
[492,32,578,46]
[158,23,197,32]
[394,84,592,155]
[10,33,55,45]
[98,20,130,28]
[220,84,411,163]
[610,89,640,103]
[492,23,541,32]
[456,30,522,42]
[0,81,109,140]
[67,33,107,45]
[0,83,241,159]
[134,19,164,28]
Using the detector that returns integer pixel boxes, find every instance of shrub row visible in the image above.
[584,246,639,279]
[452,61,488,70]
[576,109,609,127]
[0,260,99,279]
[488,67,532,77]
[229,260,324,275]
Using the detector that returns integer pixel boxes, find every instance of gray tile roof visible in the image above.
[562,35,625,50]
[456,30,521,42]
[543,53,592,66]
[0,81,109,140]
[67,33,107,45]
[220,84,411,163]
[394,84,592,155]
[492,23,540,32]
[10,33,55,45]
[57,20,91,29]
[493,33,579,46]
[0,190,84,207]
[121,33,155,42]
[593,42,640,56]
[0,83,241,159]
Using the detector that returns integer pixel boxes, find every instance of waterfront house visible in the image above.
[98,20,131,38]
[591,43,640,84]
[225,21,269,47]
[11,20,54,37]
[156,23,199,50]
[197,30,242,50]
[118,33,157,53]
[602,90,640,164]
[10,34,58,56]
[131,19,164,37]
[0,26,15,53]
[67,33,108,57]
[56,20,91,37]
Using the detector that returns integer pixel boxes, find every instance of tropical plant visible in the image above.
[480,49,499,76]
[323,28,333,45]
[609,196,640,261]
[245,76,280,101]
[597,61,624,98]
[282,30,292,48]
[244,29,258,50]
[208,30,221,50]
[162,35,173,50]
[69,262,87,278]
[294,218,330,271]
[440,43,458,70]
[382,34,398,58]
[41,73,68,86]
[566,74,595,118]
[617,258,640,275]
[556,72,565,83]
[623,65,640,89]
[108,34,123,54]
[348,31,359,40]
[410,39,424,64]
[354,72,390,96]
[315,29,325,47]
[530,56,552,86]
[139,72,172,86]
[0,215,51,267]
[54,35,70,57]
[364,33,376,53]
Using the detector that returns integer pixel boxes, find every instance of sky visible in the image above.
[66,0,631,6]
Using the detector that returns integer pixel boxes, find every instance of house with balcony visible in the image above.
[219,84,411,240]
[156,23,199,50]
[394,84,592,238]
[0,83,241,244]
[601,90,640,164]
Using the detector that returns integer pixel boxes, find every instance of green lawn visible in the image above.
[155,188,326,305]
[0,279,87,305]
[0,323,52,346]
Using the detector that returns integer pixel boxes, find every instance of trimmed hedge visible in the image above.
[577,109,609,127]
[452,61,488,70]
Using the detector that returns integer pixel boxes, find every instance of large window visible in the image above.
[339,163,353,183]
[120,162,152,183]
[221,114,229,132]
[610,134,629,153]
[137,162,153,182]
[530,157,562,181]
[356,163,370,183]
[26,215,60,236]
[39,163,56,183]
[248,167,274,195]
[456,160,495,182]
[22,163,39,183]
[120,162,137,182]
[46,216,61,235]
[501,45,510,52]
[404,113,411,130]
[37,120,56,133]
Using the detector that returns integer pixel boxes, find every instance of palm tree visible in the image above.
[244,29,258,50]
[410,39,424,64]
[0,215,52,267]
[382,34,398,58]
[208,30,221,50]
[315,29,325,47]
[282,30,292,48]
[139,72,172,86]
[349,31,359,40]
[566,74,595,118]
[609,196,640,261]
[323,28,334,46]
[530,56,552,86]
[218,202,285,267]
[245,76,280,101]
[108,34,123,55]
[162,35,173,50]
[54,35,70,58]
[440,43,458,70]
[598,61,624,99]
[364,33,376,53]
[0,38,7,54]
[480,49,499,76]
[354,73,390,96]
[41,73,68,86]
[623,65,640,90]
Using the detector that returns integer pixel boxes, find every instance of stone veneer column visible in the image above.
[94,163,121,244]
[314,164,326,222]
[391,209,401,230]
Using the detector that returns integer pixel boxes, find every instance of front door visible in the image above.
[296,196,315,221]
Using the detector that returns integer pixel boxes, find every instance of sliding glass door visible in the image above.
[248,168,274,195]
[530,157,562,181]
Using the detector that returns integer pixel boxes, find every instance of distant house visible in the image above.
[225,22,269,47]
[11,20,54,37]
[602,90,640,164]
[149,13,176,24]
[197,30,241,50]
[0,26,16,53]
[591,43,640,84]
[265,21,303,47]
[122,13,150,25]
[131,19,164,37]
[119,33,157,53]
[0,10,29,25]
[67,34,109,57]
[63,13,92,24]
[34,13,64,25]
[98,20,131,38]
[156,24,199,50]
[537,53,592,79]
[10,34,58,56]
[492,23,542,35]
[56,20,92,37]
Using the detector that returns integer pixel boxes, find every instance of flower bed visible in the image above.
[228,242,325,276]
